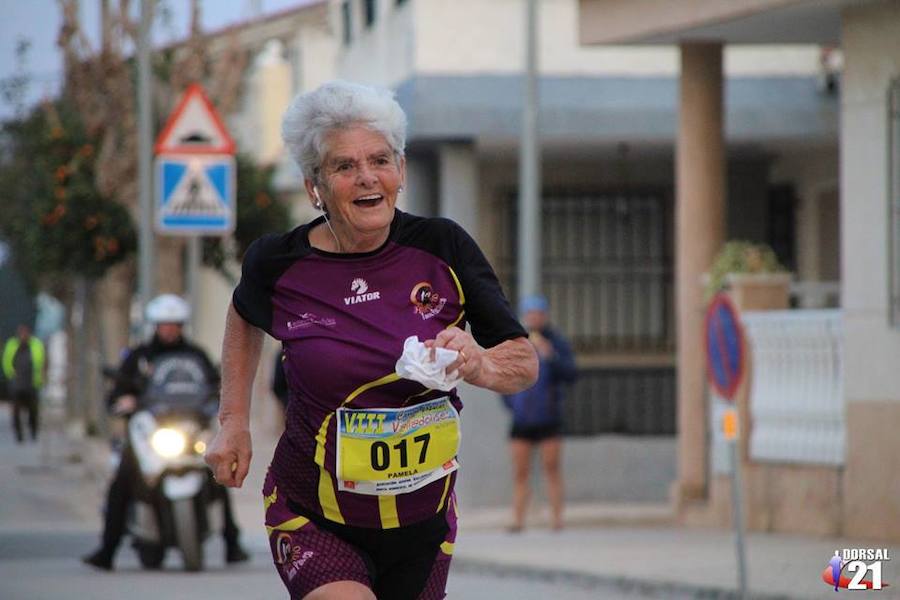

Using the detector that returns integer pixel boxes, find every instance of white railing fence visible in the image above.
[742,309,844,466]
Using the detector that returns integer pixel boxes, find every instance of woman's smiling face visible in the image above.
[313,125,404,247]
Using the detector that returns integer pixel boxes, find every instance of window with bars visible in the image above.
[563,367,676,436]
[495,189,677,436]
[496,189,675,354]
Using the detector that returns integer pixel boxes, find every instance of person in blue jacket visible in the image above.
[503,295,577,531]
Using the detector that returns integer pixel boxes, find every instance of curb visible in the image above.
[451,557,800,600]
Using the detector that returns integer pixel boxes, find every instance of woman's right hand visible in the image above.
[205,423,252,488]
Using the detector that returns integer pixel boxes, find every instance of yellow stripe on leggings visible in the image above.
[440,541,455,555]
[379,494,400,529]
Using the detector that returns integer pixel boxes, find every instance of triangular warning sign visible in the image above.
[155,83,236,154]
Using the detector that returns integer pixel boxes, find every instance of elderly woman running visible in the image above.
[205,80,538,600]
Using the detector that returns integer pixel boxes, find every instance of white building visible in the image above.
[187,1,888,530]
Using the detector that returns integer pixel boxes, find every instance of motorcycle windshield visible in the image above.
[143,352,217,413]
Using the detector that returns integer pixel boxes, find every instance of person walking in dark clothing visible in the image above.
[2,324,46,443]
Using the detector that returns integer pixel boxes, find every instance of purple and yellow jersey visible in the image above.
[233,210,526,529]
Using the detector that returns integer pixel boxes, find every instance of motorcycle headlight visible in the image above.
[150,428,187,458]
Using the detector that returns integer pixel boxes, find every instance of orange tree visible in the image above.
[0,100,136,292]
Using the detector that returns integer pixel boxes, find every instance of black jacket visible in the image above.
[108,335,219,412]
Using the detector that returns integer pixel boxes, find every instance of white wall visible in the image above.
[335,0,416,87]
[194,266,237,364]
[251,40,293,165]
[295,21,341,92]
[411,0,822,78]
[841,1,900,403]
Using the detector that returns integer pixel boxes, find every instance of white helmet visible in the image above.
[146,294,191,324]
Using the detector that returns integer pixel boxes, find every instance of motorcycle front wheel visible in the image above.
[172,498,204,572]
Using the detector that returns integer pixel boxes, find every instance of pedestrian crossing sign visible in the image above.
[155,154,235,234]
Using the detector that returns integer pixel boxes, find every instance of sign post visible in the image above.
[705,293,748,599]
[154,84,236,326]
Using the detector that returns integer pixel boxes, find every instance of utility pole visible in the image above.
[517,0,541,301]
[137,0,156,317]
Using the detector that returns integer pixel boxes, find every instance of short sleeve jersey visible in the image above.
[233,210,526,529]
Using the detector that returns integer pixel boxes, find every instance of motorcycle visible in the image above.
[123,352,221,571]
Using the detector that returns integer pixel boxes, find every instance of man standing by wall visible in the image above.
[2,324,46,443]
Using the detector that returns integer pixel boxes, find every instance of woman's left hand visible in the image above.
[425,326,483,384]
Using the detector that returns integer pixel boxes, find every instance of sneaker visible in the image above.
[225,543,249,564]
[82,549,113,571]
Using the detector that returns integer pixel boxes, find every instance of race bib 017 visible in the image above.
[335,397,460,496]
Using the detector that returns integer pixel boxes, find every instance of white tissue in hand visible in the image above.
[395,335,462,392]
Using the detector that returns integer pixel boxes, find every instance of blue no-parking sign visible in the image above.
[705,293,746,401]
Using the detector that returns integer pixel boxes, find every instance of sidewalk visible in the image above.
[211,415,900,600]
[452,521,899,600]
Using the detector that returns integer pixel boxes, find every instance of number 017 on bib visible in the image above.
[336,397,461,496]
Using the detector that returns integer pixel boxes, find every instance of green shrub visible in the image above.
[705,241,786,301]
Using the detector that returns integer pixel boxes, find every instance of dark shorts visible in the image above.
[509,422,561,442]
[263,470,456,600]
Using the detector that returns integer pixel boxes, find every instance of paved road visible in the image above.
[0,410,676,600]
[0,529,682,600]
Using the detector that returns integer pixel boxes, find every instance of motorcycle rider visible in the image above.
[83,294,249,570]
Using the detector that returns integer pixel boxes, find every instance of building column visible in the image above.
[400,154,436,217]
[436,141,508,510]
[675,42,726,504]
[438,142,479,235]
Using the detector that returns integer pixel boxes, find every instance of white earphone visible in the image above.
[313,186,322,210]
[313,186,323,210]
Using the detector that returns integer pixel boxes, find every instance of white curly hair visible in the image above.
[281,80,407,182]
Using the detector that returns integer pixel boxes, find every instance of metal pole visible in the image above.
[517,0,541,301]
[137,0,156,316]
[72,277,88,429]
[186,236,201,337]
[730,440,748,598]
